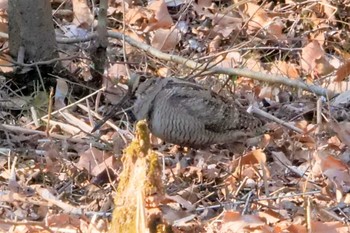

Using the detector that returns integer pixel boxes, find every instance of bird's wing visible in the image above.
[164,85,242,133]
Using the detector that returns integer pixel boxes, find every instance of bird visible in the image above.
[130,76,262,148]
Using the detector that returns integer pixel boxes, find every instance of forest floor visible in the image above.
[1,0,350,232]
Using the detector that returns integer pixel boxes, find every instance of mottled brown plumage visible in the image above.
[132,77,262,148]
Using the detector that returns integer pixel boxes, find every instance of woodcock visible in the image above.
[130,76,262,148]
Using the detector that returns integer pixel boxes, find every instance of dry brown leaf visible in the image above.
[192,5,242,38]
[216,51,241,68]
[312,30,326,46]
[212,12,242,37]
[146,0,173,32]
[72,0,94,28]
[103,65,129,104]
[76,147,113,176]
[331,122,350,147]
[91,155,118,177]
[245,56,265,72]
[258,209,284,224]
[313,151,348,174]
[321,0,337,20]
[314,56,335,76]
[328,136,342,148]
[0,54,13,73]
[258,86,280,100]
[197,0,212,7]
[259,134,272,148]
[272,61,300,79]
[47,213,81,228]
[301,40,334,76]
[208,35,222,52]
[157,67,171,77]
[151,27,180,52]
[241,2,268,31]
[241,2,286,41]
[287,224,308,233]
[312,151,350,198]
[248,10,269,31]
[335,60,350,82]
[220,211,265,232]
[108,63,128,80]
[301,40,325,73]
[125,7,151,30]
[264,17,286,41]
[238,149,267,165]
[54,79,68,110]
[311,221,350,233]
[293,134,315,149]
[324,168,350,195]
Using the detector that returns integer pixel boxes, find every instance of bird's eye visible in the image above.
[139,75,147,83]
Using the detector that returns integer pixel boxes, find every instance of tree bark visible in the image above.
[8,0,58,62]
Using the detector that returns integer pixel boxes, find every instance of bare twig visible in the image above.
[0,54,79,67]
[247,105,304,134]
[0,124,89,144]
[106,31,331,97]
[25,87,106,126]
[46,87,54,137]
[196,190,321,211]
[316,97,323,134]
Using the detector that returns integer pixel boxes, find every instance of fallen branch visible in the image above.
[0,30,332,97]
[107,31,331,97]
[56,32,335,97]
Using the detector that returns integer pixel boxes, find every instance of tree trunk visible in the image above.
[8,0,58,62]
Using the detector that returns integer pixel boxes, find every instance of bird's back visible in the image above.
[133,77,262,148]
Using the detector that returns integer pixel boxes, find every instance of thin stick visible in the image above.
[46,87,54,137]
[1,124,89,144]
[25,87,106,126]
[316,97,322,134]
[247,105,304,134]
[196,190,321,211]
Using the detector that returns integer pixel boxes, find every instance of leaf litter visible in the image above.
[1,0,350,232]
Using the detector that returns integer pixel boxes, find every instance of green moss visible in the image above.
[145,151,163,195]
[109,120,169,233]
[110,205,137,233]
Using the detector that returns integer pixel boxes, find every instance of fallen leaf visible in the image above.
[301,40,334,76]
[271,61,300,79]
[72,0,94,28]
[151,27,181,51]
[220,211,266,232]
[146,0,173,31]
[335,60,350,82]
